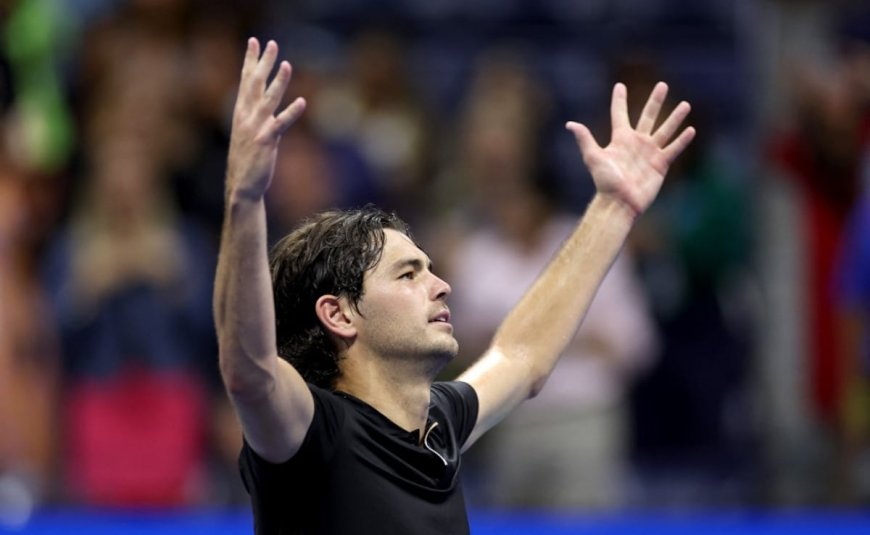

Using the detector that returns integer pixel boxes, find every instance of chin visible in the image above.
[437,336,460,359]
[424,339,459,366]
[421,346,458,380]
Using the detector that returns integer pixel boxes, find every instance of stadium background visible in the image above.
[2,0,870,532]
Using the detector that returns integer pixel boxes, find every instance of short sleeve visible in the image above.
[239,384,345,495]
[429,381,479,448]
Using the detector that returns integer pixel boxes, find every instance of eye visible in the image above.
[399,271,414,280]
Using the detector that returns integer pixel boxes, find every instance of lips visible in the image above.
[430,309,451,323]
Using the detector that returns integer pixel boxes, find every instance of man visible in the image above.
[215,38,695,534]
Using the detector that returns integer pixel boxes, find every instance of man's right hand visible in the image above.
[226,38,306,201]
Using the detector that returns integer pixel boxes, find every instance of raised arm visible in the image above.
[214,38,312,464]
[458,82,695,449]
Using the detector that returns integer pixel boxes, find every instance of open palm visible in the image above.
[226,39,306,200]
[567,82,695,216]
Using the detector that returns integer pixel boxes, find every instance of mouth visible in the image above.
[430,309,451,324]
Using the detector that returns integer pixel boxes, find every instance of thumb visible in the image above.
[566,121,600,159]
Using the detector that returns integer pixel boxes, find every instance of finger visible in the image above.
[260,61,292,117]
[635,82,668,134]
[653,101,691,147]
[610,83,630,130]
[238,38,260,102]
[566,121,601,160]
[252,40,279,95]
[273,97,307,136]
[661,126,696,164]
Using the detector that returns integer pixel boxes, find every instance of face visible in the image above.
[352,229,458,368]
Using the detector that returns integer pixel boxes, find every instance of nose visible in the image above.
[431,273,452,301]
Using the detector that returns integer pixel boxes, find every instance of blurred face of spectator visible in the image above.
[460,55,545,200]
[268,130,338,230]
[457,56,554,240]
[188,18,244,122]
[465,121,532,198]
[89,137,160,227]
[461,111,553,244]
[351,31,407,105]
[793,60,865,172]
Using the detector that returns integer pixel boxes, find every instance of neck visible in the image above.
[334,353,433,438]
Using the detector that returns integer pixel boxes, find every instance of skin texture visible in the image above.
[214,38,695,463]
[214,39,311,464]
[349,230,457,368]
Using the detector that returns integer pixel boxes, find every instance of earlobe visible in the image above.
[315,295,357,340]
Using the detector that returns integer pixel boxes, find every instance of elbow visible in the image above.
[492,332,559,401]
[521,345,561,400]
[481,341,552,402]
[220,368,250,396]
[504,344,550,400]
[527,370,549,399]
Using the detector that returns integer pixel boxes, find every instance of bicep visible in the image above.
[229,358,315,464]
[456,347,534,451]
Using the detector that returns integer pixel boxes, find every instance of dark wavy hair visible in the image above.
[269,206,411,390]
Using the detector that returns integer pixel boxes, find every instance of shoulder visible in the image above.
[429,381,479,445]
[430,381,478,409]
[240,384,348,471]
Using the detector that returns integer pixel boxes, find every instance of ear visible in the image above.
[314,294,357,341]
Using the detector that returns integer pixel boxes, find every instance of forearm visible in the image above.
[214,189,278,397]
[490,194,635,395]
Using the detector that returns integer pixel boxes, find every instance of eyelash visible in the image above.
[400,272,415,280]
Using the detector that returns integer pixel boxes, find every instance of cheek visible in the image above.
[359,291,402,323]
[361,289,422,329]
[358,298,415,347]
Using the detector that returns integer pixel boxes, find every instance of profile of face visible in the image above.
[351,229,458,369]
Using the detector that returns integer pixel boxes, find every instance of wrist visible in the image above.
[589,193,640,225]
[226,183,267,206]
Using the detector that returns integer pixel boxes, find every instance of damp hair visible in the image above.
[269,206,411,389]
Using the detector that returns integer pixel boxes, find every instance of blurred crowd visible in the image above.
[1,0,870,523]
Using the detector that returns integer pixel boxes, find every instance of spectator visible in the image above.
[43,102,215,505]
[440,53,657,508]
[0,149,60,519]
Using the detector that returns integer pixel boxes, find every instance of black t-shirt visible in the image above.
[239,381,479,534]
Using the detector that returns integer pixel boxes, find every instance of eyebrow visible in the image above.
[391,257,434,273]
